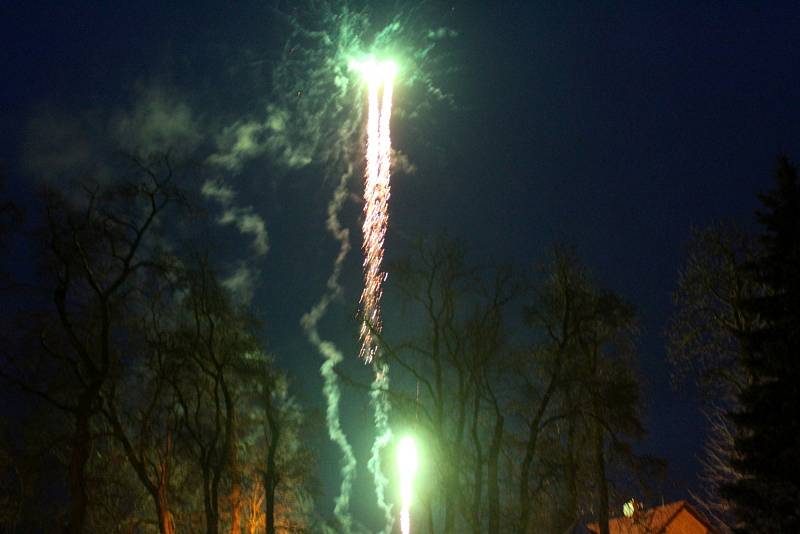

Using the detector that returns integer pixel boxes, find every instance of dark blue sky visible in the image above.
[3,0,800,526]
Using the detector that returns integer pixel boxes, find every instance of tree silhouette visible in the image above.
[723,157,800,532]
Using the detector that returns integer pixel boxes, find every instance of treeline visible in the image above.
[372,237,663,534]
[668,157,800,533]
[0,155,314,533]
[2,149,665,533]
[360,157,799,533]
[4,154,795,534]
[1,153,663,534]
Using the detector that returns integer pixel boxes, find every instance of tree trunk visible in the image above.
[105,403,176,534]
[207,495,219,534]
[264,390,281,534]
[156,486,175,534]
[210,375,235,534]
[228,481,242,534]
[67,406,91,534]
[228,420,242,534]
[595,423,609,534]
[425,497,435,534]
[263,466,279,534]
[518,371,559,532]
[442,383,468,534]
[445,370,468,534]
[227,404,242,534]
[470,393,483,534]
[442,468,456,534]
[202,464,218,534]
[487,410,504,533]
[565,415,578,528]
[518,421,540,532]
[207,513,219,534]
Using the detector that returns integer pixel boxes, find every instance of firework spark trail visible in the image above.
[359,65,394,363]
[401,509,410,534]
[300,168,356,534]
[378,73,394,191]
[368,361,394,533]
[351,60,398,532]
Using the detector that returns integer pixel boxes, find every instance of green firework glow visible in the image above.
[397,436,418,534]
[266,3,455,532]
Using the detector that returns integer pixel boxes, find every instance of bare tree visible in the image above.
[667,223,760,533]
[1,154,181,533]
[101,289,183,534]
[668,223,758,401]
[516,248,594,532]
[516,248,649,533]
[386,238,521,533]
[464,265,516,532]
[388,237,473,534]
[168,261,257,534]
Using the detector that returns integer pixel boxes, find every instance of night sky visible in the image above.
[3,0,800,528]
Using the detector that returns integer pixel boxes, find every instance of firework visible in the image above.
[397,436,418,534]
[353,58,396,363]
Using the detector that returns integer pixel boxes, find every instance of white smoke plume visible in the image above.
[369,360,394,534]
[111,85,202,157]
[300,167,357,533]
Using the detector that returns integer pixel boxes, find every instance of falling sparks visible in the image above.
[352,58,399,534]
[354,58,396,363]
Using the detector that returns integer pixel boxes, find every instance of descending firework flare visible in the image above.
[397,436,418,534]
[352,58,398,533]
[353,58,397,363]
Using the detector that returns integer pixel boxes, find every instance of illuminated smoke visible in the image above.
[358,60,395,363]
[368,361,394,533]
[300,167,356,534]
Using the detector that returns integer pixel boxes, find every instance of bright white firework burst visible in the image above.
[397,436,418,534]
[352,58,397,363]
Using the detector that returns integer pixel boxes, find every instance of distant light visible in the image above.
[623,499,635,518]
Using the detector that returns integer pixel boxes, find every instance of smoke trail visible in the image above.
[299,166,356,534]
[368,360,394,533]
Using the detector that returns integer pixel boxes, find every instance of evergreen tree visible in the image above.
[723,157,800,532]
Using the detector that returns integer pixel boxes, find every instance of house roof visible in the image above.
[586,500,714,534]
